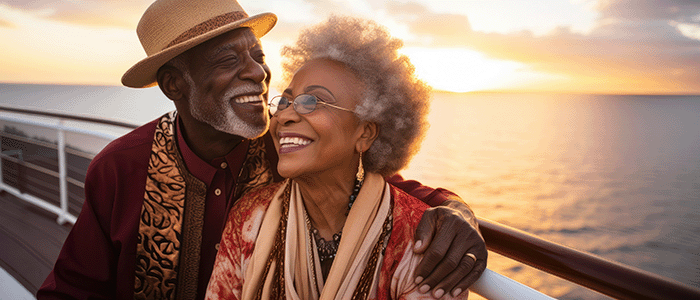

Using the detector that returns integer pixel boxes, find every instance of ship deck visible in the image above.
[0,190,70,296]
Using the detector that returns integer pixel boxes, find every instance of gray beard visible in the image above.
[184,73,269,139]
[190,98,268,139]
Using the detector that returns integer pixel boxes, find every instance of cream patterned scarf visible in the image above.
[242,172,393,300]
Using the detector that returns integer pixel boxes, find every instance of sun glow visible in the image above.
[401,47,528,93]
[1,1,697,94]
[0,4,143,85]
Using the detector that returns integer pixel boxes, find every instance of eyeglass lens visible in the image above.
[270,95,318,115]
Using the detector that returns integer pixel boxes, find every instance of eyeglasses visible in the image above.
[268,94,354,116]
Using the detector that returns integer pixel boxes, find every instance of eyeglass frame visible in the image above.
[268,94,355,116]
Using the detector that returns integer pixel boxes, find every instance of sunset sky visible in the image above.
[1,0,700,94]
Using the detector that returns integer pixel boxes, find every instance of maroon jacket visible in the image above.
[38,117,457,300]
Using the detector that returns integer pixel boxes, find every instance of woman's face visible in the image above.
[270,59,365,179]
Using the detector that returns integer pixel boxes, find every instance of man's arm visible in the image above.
[386,174,487,298]
[37,161,118,299]
[38,122,155,299]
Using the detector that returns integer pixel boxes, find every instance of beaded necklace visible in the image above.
[308,177,363,263]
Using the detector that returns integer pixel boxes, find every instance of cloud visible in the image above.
[471,28,700,90]
[3,0,697,92]
[260,0,391,45]
[386,1,471,41]
[384,1,432,16]
[674,22,700,40]
[0,17,13,27]
[263,19,307,43]
[304,0,355,16]
[1,0,148,28]
[1,0,53,10]
[408,13,472,40]
[381,0,700,93]
[595,0,700,22]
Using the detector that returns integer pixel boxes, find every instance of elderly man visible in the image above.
[38,0,486,299]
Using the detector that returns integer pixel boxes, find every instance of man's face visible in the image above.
[182,28,271,139]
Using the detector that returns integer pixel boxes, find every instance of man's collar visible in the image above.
[176,116,250,183]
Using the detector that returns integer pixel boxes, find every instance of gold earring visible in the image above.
[356,151,365,182]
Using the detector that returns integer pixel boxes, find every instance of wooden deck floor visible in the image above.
[0,190,71,296]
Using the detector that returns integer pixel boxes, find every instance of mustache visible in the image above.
[226,82,268,98]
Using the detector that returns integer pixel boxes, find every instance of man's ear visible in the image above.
[157,65,187,102]
[356,122,379,153]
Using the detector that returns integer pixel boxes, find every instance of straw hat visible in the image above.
[121,0,277,88]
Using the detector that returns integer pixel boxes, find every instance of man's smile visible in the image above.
[233,94,264,104]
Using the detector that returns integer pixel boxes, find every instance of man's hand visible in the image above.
[413,199,487,298]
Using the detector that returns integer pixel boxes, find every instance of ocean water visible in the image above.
[2,84,699,299]
[0,83,174,153]
[400,93,700,299]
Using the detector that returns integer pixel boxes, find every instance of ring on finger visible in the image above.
[465,253,477,262]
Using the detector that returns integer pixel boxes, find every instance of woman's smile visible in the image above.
[277,132,314,154]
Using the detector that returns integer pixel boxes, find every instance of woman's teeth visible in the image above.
[279,137,312,147]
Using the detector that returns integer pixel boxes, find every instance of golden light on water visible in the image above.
[400,92,700,298]
[403,93,568,218]
[401,93,580,298]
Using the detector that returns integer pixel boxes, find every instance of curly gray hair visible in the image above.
[281,16,431,176]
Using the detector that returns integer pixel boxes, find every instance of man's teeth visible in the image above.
[279,137,312,147]
[234,95,262,104]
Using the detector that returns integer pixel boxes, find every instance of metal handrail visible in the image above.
[479,218,700,299]
[0,105,139,129]
[470,269,555,299]
[1,153,59,177]
[0,105,137,224]
[1,130,96,161]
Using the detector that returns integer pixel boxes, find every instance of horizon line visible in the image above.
[2,81,700,96]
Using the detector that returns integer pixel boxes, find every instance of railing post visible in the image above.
[57,119,69,225]
[0,139,3,190]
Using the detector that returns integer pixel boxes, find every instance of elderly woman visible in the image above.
[205,16,470,299]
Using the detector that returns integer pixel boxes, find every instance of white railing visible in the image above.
[0,107,136,225]
[470,269,555,299]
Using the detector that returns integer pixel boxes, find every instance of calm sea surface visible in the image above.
[2,84,699,299]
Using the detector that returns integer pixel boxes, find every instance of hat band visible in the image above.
[165,11,250,49]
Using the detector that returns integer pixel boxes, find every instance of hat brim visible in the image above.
[121,12,277,88]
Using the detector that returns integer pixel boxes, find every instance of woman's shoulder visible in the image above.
[240,181,286,203]
[382,184,430,264]
[227,181,286,223]
[374,184,430,298]
[388,184,430,230]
